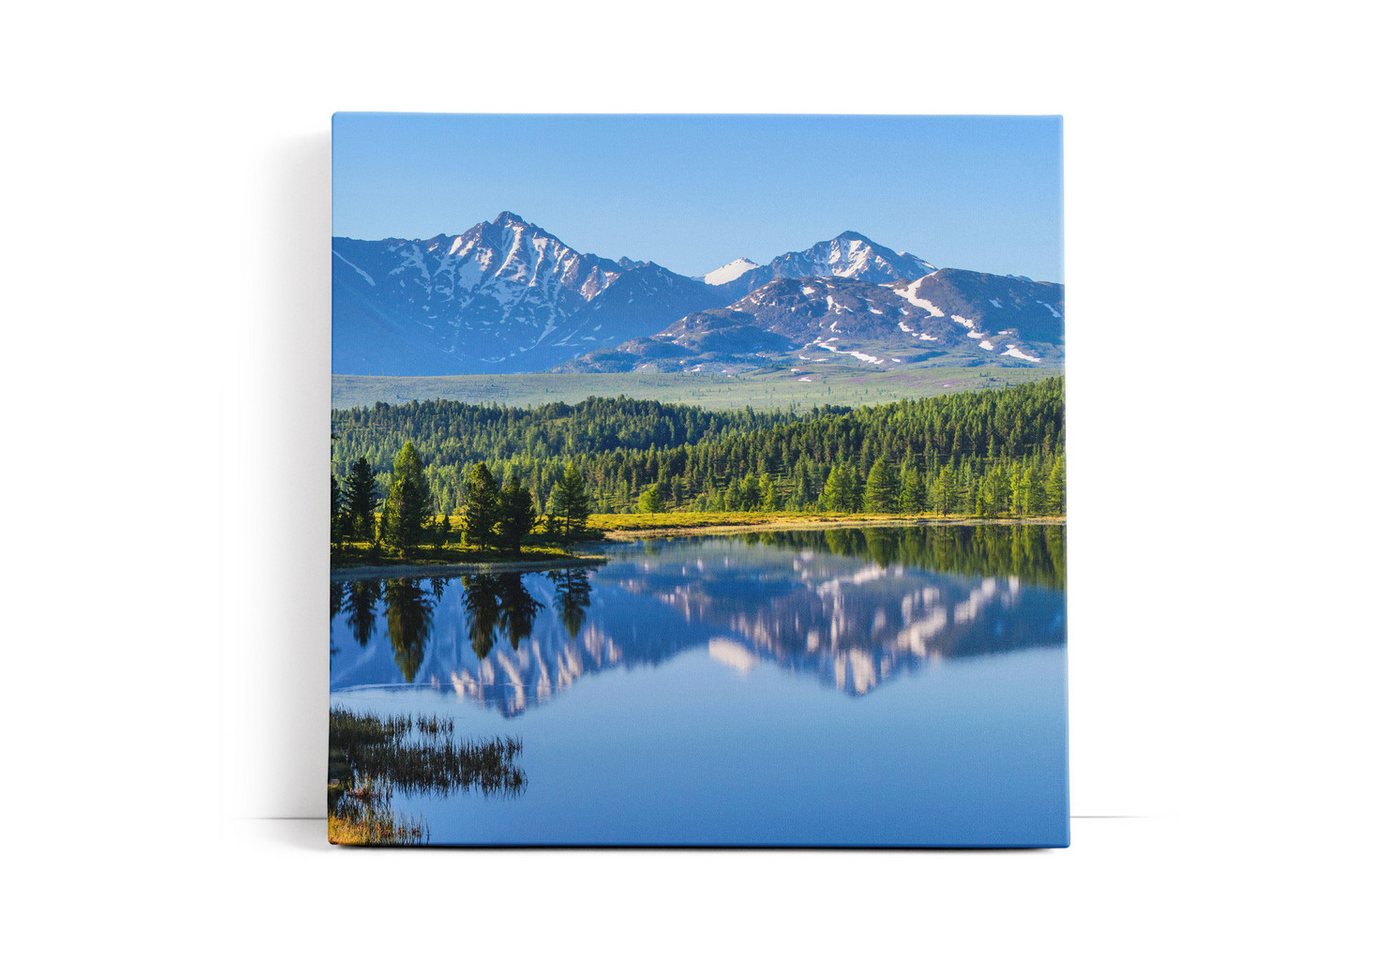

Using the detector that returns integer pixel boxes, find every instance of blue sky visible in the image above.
[333,114,1063,281]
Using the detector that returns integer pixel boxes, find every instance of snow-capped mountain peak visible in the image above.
[703,230,938,299]
[793,231,933,281]
[703,257,761,285]
[563,269,1064,374]
[333,213,727,374]
[333,217,1057,377]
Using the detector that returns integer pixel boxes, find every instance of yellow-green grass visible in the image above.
[327,808,425,846]
[587,511,1064,539]
[333,512,1065,566]
[331,538,583,568]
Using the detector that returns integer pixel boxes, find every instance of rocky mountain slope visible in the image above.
[332,211,723,374]
[561,269,1064,373]
[333,213,1062,375]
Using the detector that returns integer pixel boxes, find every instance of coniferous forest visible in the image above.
[331,378,1065,521]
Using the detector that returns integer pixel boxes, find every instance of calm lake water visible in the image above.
[330,525,1067,847]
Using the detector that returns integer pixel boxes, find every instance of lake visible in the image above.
[329,524,1067,847]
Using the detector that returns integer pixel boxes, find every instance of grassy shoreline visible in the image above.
[332,554,606,582]
[591,511,1065,541]
[331,514,1063,577]
[331,539,603,576]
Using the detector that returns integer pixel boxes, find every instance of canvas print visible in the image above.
[329,114,1066,847]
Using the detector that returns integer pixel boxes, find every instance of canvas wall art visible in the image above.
[329,113,1067,847]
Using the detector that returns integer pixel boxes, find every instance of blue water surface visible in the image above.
[330,525,1067,847]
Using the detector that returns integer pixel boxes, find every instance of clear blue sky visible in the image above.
[333,114,1063,281]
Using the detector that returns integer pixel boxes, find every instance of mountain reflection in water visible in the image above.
[330,525,1065,715]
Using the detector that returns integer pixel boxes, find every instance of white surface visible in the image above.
[3,0,1397,954]
[703,257,760,284]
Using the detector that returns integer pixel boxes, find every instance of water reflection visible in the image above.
[328,707,525,845]
[385,579,434,682]
[331,524,1065,714]
[741,524,1065,590]
[548,567,592,639]
[463,573,548,658]
[344,579,381,646]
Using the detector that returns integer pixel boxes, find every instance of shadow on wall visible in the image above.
[221,132,332,824]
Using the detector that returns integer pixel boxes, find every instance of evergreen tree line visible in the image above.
[331,378,1066,518]
[333,395,810,462]
[332,443,592,554]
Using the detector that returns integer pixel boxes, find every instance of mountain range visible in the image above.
[332,211,1063,375]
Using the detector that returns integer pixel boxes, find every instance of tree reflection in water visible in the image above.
[461,572,549,658]
[384,578,434,682]
[331,526,1062,707]
[746,524,1066,590]
[343,579,382,647]
[498,574,545,648]
[548,567,593,639]
[331,580,346,620]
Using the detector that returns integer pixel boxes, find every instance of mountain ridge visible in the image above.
[560,270,1064,373]
[333,212,1061,376]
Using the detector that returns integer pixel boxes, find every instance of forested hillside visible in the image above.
[331,378,1065,518]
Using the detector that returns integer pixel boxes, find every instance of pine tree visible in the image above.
[980,464,1010,518]
[330,474,343,543]
[637,483,663,513]
[932,464,956,516]
[554,464,591,542]
[462,463,500,550]
[382,441,432,551]
[863,457,899,513]
[759,472,779,512]
[497,477,537,556]
[897,457,925,513]
[820,464,858,513]
[343,456,378,539]
[543,485,565,540]
[1045,456,1066,515]
[732,471,762,511]
[788,458,813,511]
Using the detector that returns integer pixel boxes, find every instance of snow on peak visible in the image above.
[703,257,760,285]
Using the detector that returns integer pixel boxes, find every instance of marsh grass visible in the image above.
[328,707,525,846]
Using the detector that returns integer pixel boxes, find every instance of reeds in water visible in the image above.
[328,707,526,845]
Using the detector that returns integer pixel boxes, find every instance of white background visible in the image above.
[4,1,1396,955]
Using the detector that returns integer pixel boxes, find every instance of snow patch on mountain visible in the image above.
[894,279,946,317]
[703,258,760,285]
[810,335,885,366]
[333,249,375,286]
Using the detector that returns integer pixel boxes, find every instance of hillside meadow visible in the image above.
[332,364,1060,412]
